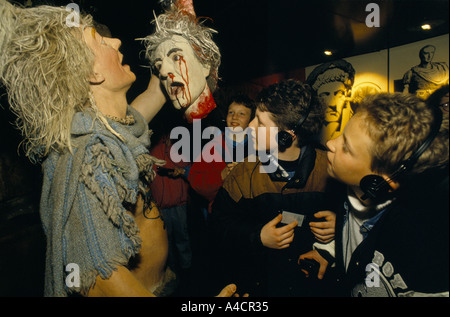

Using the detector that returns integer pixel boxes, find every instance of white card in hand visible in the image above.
[280,211,305,227]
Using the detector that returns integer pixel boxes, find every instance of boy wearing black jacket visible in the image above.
[208,80,338,296]
[300,93,449,297]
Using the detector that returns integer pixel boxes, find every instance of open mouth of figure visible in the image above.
[170,82,185,98]
[120,56,132,70]
[119,53,127,66]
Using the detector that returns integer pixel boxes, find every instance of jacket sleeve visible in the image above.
[187,159,226,203]
[209,175,265,255]
[313,241,336,266]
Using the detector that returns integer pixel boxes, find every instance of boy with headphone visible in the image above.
[208,79,338,296]
[299,92,449,297]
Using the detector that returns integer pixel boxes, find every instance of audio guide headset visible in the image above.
[277,100,313,149]
[360,105,443,201]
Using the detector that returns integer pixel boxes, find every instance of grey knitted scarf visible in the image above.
[40,106,164,296]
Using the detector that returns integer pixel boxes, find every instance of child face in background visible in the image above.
[226,102,252,131]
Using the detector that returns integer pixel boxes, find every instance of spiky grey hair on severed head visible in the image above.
[0,1,101,163]
[141,6,221,93]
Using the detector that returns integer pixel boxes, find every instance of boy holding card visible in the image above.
[208,80,339,296]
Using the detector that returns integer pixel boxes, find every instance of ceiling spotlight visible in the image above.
[421,24,431,30]
[324,50,333,56]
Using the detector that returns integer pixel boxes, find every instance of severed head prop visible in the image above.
[142,0,221,123]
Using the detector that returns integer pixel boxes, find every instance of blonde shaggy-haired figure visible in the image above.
[0,0,239,298]
[0,1,166,297]
[0,1,95,162]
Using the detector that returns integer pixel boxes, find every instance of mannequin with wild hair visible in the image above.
[0,1,166,162]
[0,0,239,297]
[0,1,169,297]
[0,1,97,162]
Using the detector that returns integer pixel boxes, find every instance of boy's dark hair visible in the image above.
[229,94,256,119]
[256,79,324,145]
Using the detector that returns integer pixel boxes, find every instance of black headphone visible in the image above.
[277,102,313,149]
[360,106,443,201]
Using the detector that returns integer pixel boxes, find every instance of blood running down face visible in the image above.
[153,35,216,122]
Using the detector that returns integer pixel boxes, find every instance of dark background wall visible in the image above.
[0,90,44,296]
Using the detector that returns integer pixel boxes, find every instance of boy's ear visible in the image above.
[380,173,400,191]
[286,129,296,139]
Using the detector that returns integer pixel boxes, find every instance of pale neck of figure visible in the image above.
[184,85,216,123]
[91,86,129,119]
